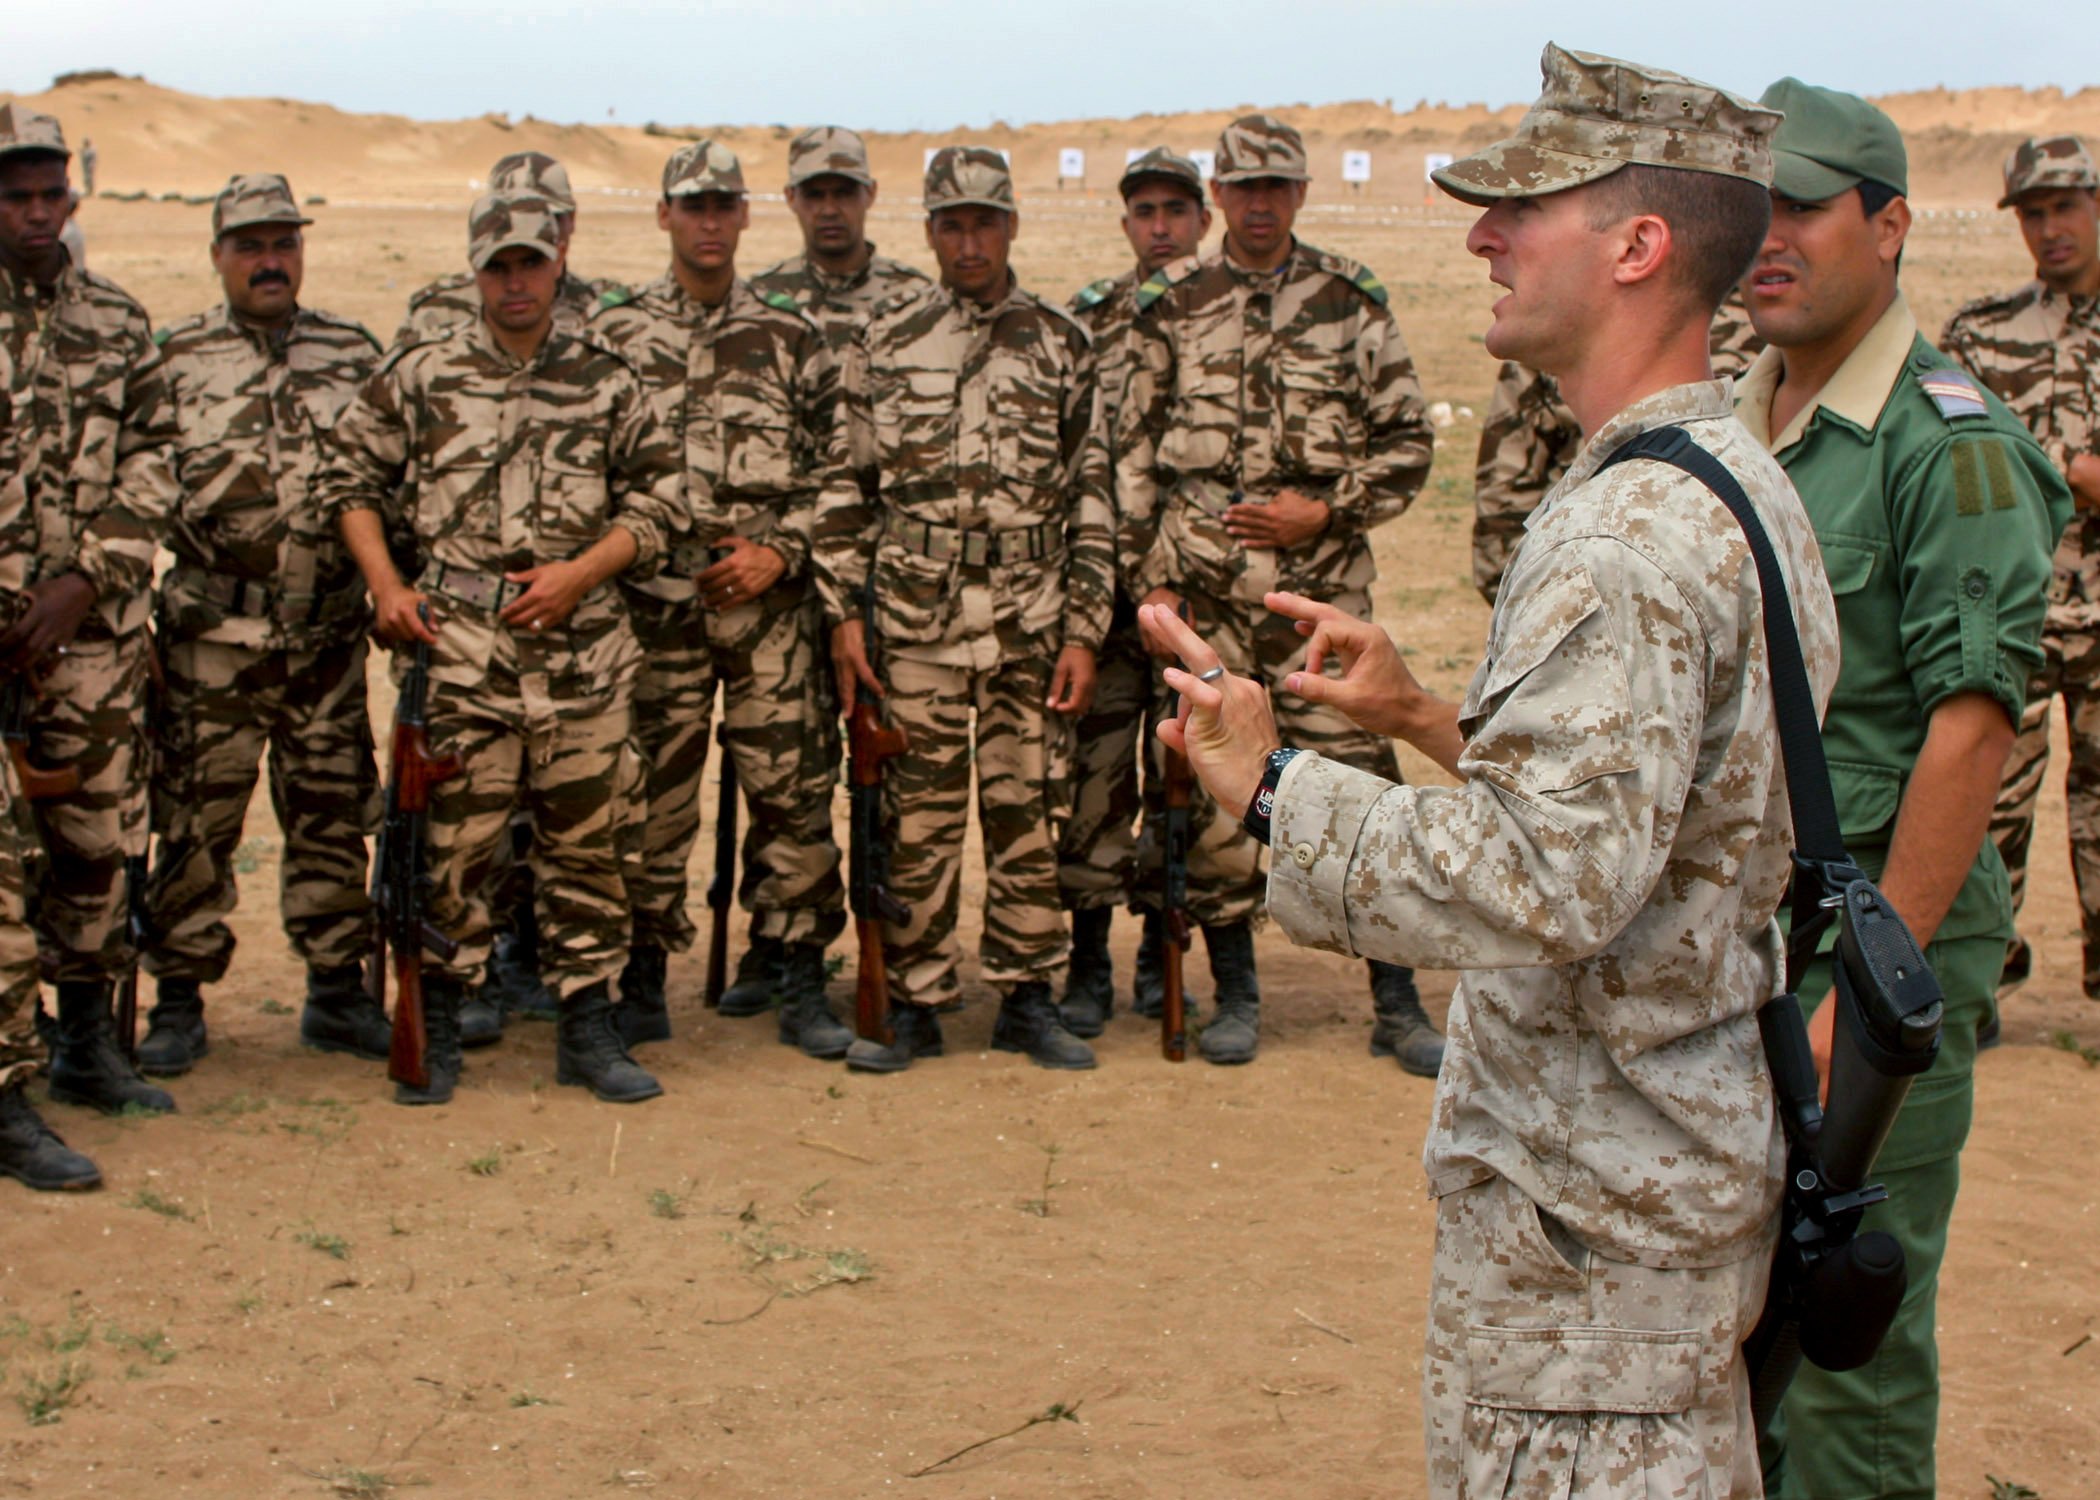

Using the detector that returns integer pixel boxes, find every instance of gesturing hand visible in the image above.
[1265,591,1425,739]
[1140,603,1279,819]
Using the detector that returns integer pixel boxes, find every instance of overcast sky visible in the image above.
[13,1,2097,131]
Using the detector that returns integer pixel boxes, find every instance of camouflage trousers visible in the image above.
[881,647,1072,1008]
[21,630,149,982]
[1988,620,2100,993]
[1423,1173,1771,1500]
[1055,598,1149,912]
[143,636,378,984]
[423,687,638,997]
[626,587,844,954]
[0,756,45,1089]
[1135,584,1402,927]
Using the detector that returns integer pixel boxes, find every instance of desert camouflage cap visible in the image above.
[1999,134,2098,208]
[1215,115,1309,183]
[663,139,746,198]
[786,125,874,189]
[924,146,1014,213]
[0,104,68,163]
[467,192,564,270]
[211,173,313,238]
[488,151,576,213]
[1120,146,1205,198]
[1760,78,1907,200]
[1435,43,1777,207]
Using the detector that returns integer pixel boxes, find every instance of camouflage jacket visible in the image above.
[1071,269,1143,458]
[590,275,844,604]
[1941,281,2100,630]
[155,302,382,649]
[315,318,686,720]
[0,259,176,637]
[393,268,614,349]
[1471,293,1766,604]
[813,277,1114,667]
[748,247,931,355]
[1269,381,1841,1268]
[1114,239,1433,608]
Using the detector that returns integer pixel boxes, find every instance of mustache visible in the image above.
[248,270,291,288]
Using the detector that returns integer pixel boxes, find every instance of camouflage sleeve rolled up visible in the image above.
[602,363,686,580]
[313,359,414,537]
[1061,337,1115,653]
[811,321,880,626]
[1322,304,1434,533]
[1471,361,1580,605]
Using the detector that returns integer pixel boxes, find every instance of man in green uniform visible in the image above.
[1734,80,2070,1500]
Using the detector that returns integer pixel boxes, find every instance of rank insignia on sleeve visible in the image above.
[1916,366,1988,421]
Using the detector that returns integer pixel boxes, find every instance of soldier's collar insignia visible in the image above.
[1073,277,1117,310]
[760,288,802,314]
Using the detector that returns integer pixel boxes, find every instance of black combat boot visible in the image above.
[47,980,177,1114]
[1132,909,1166,1019]
[1058,907,1115,1039]
[458,956,507,1049]
[394,974,465,1106]
[992,980,1098,1071]
[0,1080,101,1191]
[717,933,784,1017]
[1196,922,1261,1065]
[556,981,663,1103]
[137,976,208,1077]
[489,921,558,1022]
[300,964,392,1060]
[843,1004,944,1074]
[614,944,671,1047]
[1368,960,1444,1077]
[777,942,852,1060]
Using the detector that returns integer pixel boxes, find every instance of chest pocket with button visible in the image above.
[1278,355,1359,477]
[988,352,1065,498]
[717,375,796,496]
[871,366,952,482]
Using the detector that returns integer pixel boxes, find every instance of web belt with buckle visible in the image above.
[425,561,529,612]
[884,516,1062,567]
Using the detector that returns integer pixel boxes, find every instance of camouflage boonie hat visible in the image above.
[786,126,874,189]
[1760,78,1907,200]
[0,104,68,163]
[1215,115,1309,183]
[488,151,576,213]
[211,173,312,238]
[924,146,1014,213]
[1435,43,1778,206]
[1120,146,1205,198]
[1999,135,2098,208]
[663,140,746,198]
[467,193,564,270]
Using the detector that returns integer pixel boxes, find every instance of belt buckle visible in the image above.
[962,531,989,568]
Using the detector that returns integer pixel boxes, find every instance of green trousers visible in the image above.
[1759,928,2000,1500]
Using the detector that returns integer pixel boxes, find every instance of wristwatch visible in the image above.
[1241,747,1303,846]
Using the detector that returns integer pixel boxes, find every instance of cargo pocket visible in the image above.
[1158,370,1236,476]
[871,368,951,477]
[1278,356,1358,476]
[871,539,954,646]
[720,382,796,494]
[990,360,1065,491]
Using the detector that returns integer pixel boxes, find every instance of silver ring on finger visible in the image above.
[1198,665,1226,684]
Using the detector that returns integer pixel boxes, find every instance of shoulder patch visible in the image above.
[596,285,635,312]
[1072,277,1118,312]
[1346,265,1389,307]
[1307,246,1388,307]
[1916,364,1990,422]
[1135,255,1202,314]
[153,327,171,348]
[760,289,802,315]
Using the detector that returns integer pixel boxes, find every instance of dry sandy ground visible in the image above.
[2,140,2098,1499]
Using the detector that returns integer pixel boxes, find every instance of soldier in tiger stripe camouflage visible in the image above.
[591,140,852,1057]
[1115,113,1441,1070]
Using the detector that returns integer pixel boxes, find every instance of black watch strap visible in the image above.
[1242,748,1302,846]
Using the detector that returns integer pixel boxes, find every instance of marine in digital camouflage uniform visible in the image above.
[0,104,178,1123]
[1470,290,1765,604]
[749,126,931,355]
[134,174,389,1079]
[1115,112,1441,1069]
[1056,147,1211,1039]
[590,140,851,1057]
[815,146,1113,1073]
[322,195,688,1107]
[1940,135,2100,997]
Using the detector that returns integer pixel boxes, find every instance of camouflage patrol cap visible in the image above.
[1759,78,1907,200]
[1434,43,1778,207]
[1998,134,2098,208]
[467,193,564,270]
[662,139,746,198]
[0,104,68,163]
[1120,146,1205,199]
[1215,115,1309,183]
[211,173,312,238]
[786,126,874,189]
[488,151,576,214]
[924,146,1014,213]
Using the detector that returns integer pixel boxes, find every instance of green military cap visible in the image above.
[924,146,1014,213]
[1436,43,1777,207]
[1759,77,1907,200]
[211,173,313,238]
[786,125,874,189]
[467,192,564,270]
[663,139,746,198]
[0,104,68,163]
[488,150,576,214]
[1120,146,1205,198]
[1998,134,2098,207]
[1215,114,1308,183]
